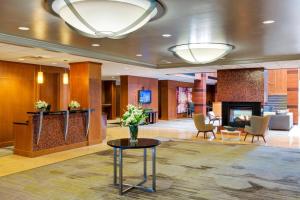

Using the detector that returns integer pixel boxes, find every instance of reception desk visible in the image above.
[13,109,94,157]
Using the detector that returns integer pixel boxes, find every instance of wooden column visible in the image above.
[70,62,103,145]
[193,73,207,115]
[287,69,299,124]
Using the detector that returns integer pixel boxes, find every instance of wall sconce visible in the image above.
[37,65,44,84]
[63,67,69,85]
[63,72,69,85]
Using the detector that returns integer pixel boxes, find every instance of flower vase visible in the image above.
[129,125,138,143]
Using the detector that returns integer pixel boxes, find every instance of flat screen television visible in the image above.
[138,90,152,104]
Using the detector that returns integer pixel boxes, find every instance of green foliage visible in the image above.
[121,104,148,126]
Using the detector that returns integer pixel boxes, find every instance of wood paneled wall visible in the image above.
[116,85,121,117]
[0,60,69,147]
[268,69,287,95]
[216,68,265,103]
[159,80,194,120]
[120,75,158,116]
[39,73,59,111]
[70,62,103,145]
[287,69,299,124]
[102,80,117,119]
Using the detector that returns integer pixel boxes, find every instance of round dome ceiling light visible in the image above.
[46,0,165,39]
[169,43,234,64]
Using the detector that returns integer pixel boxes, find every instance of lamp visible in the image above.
[169,43,234,64]
[47,0,165,39]
[37,66,44,84]
[63,69,69,85]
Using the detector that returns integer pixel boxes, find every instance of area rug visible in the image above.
[0,140,300,200]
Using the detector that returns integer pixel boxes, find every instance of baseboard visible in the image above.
[0,141,14,148]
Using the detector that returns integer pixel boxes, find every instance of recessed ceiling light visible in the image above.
[116,73,121,75]
[162,34,172,38]
[136,54,143,57]
[18,26,30,31]
[91,43,100,47]
[18,58,25,61]
[161,60,172,64]
[52,62,57,65]
[262,20,275,24]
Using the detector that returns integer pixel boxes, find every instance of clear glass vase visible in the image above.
[129,125,138,143]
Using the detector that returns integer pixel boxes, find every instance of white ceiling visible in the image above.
[0,42,299,83]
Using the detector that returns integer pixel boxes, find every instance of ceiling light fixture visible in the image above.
[18,26,30,31]
[136,54,143,57]
[262,20,275,24]
[18,58,25,61]
[162,34,172,38]
[47,0,165,39]
[169,43,234,64]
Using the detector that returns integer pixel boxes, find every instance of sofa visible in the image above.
[264,111,293,130]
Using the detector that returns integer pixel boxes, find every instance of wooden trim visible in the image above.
[194,103,207,106]
[0,141,14,148]
[287,88,298,91]
[287,105,298,108]
[14,141,88,158]
[193,89,206,92]
[287,70,298,74]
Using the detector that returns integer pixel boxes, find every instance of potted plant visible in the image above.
[68,100,80,110]
[121,104,147,143]
[35,100,50,112]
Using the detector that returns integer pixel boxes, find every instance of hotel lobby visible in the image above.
[0,0,300,199]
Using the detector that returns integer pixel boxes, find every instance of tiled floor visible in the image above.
[0,118,299,177]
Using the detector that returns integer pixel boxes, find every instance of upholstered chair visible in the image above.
[193,114,216,139]
[207,111,222,126]
[244,115,271,143]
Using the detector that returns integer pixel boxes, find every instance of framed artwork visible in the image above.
[176,87,193,113]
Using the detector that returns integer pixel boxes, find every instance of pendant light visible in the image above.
[63,68,69,85]
[37,65,44,84]
[46,0,165,39]
[169,43,234,64]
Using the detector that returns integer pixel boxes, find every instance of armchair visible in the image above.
[193,114,216,139]
[244,115,271,143]
[207,111,221,126]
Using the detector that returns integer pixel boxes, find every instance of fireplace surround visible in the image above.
[222,102,262,127]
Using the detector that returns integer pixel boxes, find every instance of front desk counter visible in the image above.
[13,109,94,157]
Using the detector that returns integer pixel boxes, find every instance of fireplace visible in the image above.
[222,102,262,127]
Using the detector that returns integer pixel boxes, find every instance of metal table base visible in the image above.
[113,147,157,195]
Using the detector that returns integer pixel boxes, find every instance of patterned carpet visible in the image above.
[0,140,300,200]
[0,146,13,157]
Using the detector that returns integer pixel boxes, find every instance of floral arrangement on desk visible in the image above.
[35,100,50,112]
[121,104,147,143]
[68,100,81,110]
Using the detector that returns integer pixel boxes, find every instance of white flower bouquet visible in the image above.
[121,104,147,126]
[35,100,49,112]
[68,100,80,110]
[121,104,148,143]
